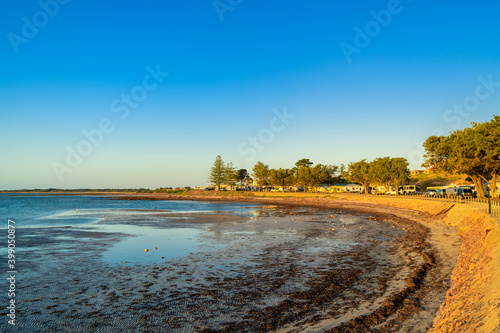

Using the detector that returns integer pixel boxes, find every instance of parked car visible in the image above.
[402,185,419,195]
[424,189,437,197]
[454,187,473,198]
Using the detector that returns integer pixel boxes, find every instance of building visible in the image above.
[424,167,436,174]
[328,183,364,193]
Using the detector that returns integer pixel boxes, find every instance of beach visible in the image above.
[0,193,466,332]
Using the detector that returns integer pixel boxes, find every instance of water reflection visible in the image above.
[99,225,214,265]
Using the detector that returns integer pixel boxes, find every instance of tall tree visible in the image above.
[296,165,312,192]
[473,116,500,197]
[422,116,500,198]
[388,157,409,195]
[422,136,446,169]
[244,175,253,187]
[236,169,249,187]
[324,164,341,185]
[209,155,226,191]
[295,158,313,168]
[269,168,294,188]
[370,157,392,191]
[294,159,314,191]
[225,162,238,190]
[309,164,331,191]
[252,162,269,188]
[344,159,371,194]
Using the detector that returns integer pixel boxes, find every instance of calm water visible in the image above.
[0,194,262,265]
[0,194,259,226]
[0,194,403,332]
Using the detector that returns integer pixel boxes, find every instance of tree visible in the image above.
[370,157,392,191]
[236,169,249,187]
[225,162,238,190]
[269,168,294,189]
[422,136,446,169]
[324,164,341,185]
[209,155,226,191]
[472,116,500,198]
[295,158,313,168]
[422,116,500,198]
[445,128,488,197]
[295,162,331,192]
[309,164,331,191]
[244,175,253,187]
[252,162,269,188]
[388,157,409,195]
[294,159,314,191]
[296,165,312,192]
[344,159,371,194]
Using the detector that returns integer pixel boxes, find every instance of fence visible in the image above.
[402,193,500,219]
[338,192,500,219]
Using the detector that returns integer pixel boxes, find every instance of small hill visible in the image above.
[409,171,470,190]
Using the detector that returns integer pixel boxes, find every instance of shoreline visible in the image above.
[107,192,465,331]
[1,198,440,332]
[110,191,500,332]
[2,192,497,331]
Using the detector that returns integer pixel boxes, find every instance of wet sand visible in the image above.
[0,197,460,332]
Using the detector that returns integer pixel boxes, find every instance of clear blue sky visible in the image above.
[1,0,499,189]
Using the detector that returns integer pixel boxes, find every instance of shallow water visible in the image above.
[0,194,407,332]
[0,194,259,226]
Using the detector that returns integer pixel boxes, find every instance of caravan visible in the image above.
[453,186,474,198]
[401,185,419,195]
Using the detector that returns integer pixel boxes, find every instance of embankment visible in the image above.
[341,195,500,332]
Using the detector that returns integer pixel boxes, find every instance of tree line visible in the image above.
[209,156,410,193]
[208,155,252,191]
[209,156,342,191]
[343,157,410,194]
[208,116,499,197]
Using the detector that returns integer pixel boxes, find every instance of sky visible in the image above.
[1,0,499,190]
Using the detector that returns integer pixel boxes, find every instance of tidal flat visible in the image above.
[0,202,459,332]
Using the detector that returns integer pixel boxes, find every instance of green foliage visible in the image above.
[269,168,294,187]
[422,115,500,198]
[225,162,238,189]
[345,157,409,194]
[252,161,269,187]
[236,169,249,186]
[344,159,371,194]
[295,161,333,192]
[295,158,313,168]
[209,155,226,191]
[388,157,410,190]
